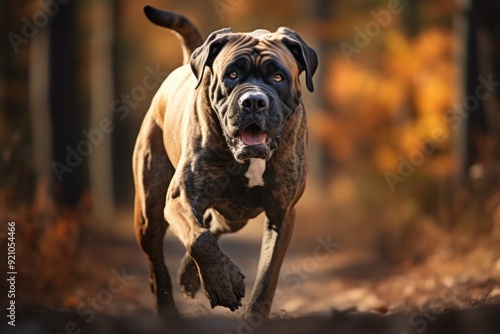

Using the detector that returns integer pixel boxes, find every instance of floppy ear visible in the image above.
[190,28,233,89]
[276,27,318,92]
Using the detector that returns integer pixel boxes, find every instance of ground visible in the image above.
[5,206,500,334]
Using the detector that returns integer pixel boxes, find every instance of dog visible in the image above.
[133,5,318,319]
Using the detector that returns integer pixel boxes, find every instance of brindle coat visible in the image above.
[133,5,318,319]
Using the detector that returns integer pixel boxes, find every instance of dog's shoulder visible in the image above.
[150,65,196,125]
[163,64,196,92]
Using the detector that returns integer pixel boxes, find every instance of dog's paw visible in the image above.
[200,253,245,311]
[178,253,201,298]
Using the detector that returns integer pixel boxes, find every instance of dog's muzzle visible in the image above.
[224,90,283,163]
[238,91,269,146]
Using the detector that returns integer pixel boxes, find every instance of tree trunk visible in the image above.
[50,0,88,206]
[453,0,499,230]
[0,0,34,202]
[89,0,115,224]
[453,0,471,188]
[310,0,333,189]
[29,26,53,213]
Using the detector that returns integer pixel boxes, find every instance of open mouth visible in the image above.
[240,124,268,146]
[228,123,275,162]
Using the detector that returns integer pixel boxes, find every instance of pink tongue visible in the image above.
[241,130,267,146]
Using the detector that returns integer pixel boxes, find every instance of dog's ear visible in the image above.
[190,28,233,90]
[276,27,318,92]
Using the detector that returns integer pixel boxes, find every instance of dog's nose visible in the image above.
[239,92,269,113]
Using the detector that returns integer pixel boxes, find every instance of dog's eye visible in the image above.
[228,70,238,80]
[274,74,283,82]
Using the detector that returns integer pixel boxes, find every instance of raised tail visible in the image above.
[144,5,204,65]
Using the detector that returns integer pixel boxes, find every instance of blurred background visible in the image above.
[1,0,499,321]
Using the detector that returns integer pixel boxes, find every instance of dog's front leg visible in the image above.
[164,174,246,311]
[246,208,296,319]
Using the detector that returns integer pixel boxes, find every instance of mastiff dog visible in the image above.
[133,5,318,319]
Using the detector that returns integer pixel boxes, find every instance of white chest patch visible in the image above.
[245,158,266,188]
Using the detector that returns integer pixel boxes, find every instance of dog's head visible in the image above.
[190,27,318,163]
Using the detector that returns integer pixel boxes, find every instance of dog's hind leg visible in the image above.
[133,112,177,316]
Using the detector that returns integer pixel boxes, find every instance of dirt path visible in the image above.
[7,209,499,334]
[18,212,499,321]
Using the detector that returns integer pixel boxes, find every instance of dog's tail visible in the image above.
[144,5,204,65]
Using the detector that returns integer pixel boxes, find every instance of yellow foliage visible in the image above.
[323,28,454,176]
